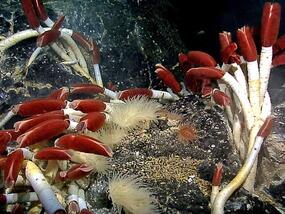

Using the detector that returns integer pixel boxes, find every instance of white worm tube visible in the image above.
[260,91,271,121]
[0,110,15,128]
[232,114,245,160]
[104,88,118,100]
[259,47,272,107]
[217,81,233,126]
[21,148,33,160]
[43,16,89,74]
[212,117,273,214]
[151,89,179,101]
[247,60,260,118]
[43,18,54,27]
[60,33,89,75]
[77,189,88,211]
[210,186,219,207]
[221,72,254,130]
[26,47,43,69]
[37,27,94,83]
[67,182,79,204]
[93,64,103,87]
[231,63,248,98]
[212,136,265,214]
[0,29,38,52]
[25,161,65,214]
[2,192,38,204]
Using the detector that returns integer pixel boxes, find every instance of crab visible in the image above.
[0,1,282,214]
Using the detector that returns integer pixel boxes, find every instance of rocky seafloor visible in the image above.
[0,0,284,213]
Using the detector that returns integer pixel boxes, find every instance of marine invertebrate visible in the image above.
[0,0,281,213]
[176,123,198,143]
[0,83,163,213]
[109,96,162,129]
[86,124,127,149]
[152,2,281,213]
[108,173,158,214]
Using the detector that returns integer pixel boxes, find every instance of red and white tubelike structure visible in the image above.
[0,1,282,214]
[151,2,281,214]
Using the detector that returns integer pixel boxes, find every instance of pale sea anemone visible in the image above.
[85,124,127,149]
[109,96,161,130]
[108,173,159,214]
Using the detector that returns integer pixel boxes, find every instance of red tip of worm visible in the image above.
[236,26,257,62]
[212,162,223,186]
[261,2,281,47]
[32,0,48,21]
[258,117,274,137]
[118,88,153,100]
[187,51,217,67]
[21,0,40,29]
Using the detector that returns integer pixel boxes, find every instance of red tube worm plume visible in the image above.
[155,64,182,94]
[76,112,106,132]
[184,76,203,94]
[52,15,65,31]
[219,31,232,52]
[70,83,104,94]
[32,0,48,21]
[37,16,65,47]
[258,116,274,138]
[20,0,40,29]
[261,2,281,47]
[212,162,223,186]
[92,40,101,64]
[187,51,217,67]
[221,43,241,64]
[0,130,21,153]
[0,157,7,170]
[11,203,24,214]
[34,147,72,160]
[201,86,213,97]
[14,112,66,133]
[177,124,198,143]
[71,32,93,51]
[196,79,212,97]
[68,99,106,113]
[0,131,12,154]
[212,89,231,107]
[185,67,224,80]
[219,31,241,64]
[47,87,70,100]
[0,194,7,205]
[59,164,93,181]
[55,134,113,157]
[236,26,257,62]
[4,149,24,188]
[12,98,66,117]
[118,88,153,100]
[273,35,285,56]
[8,129,22,140]
[17,119,70,148]
[80,208,93,214]
[178,52,191,73]
[0,129,22,154]
[272,53,285,67]
[107,81,118,91]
